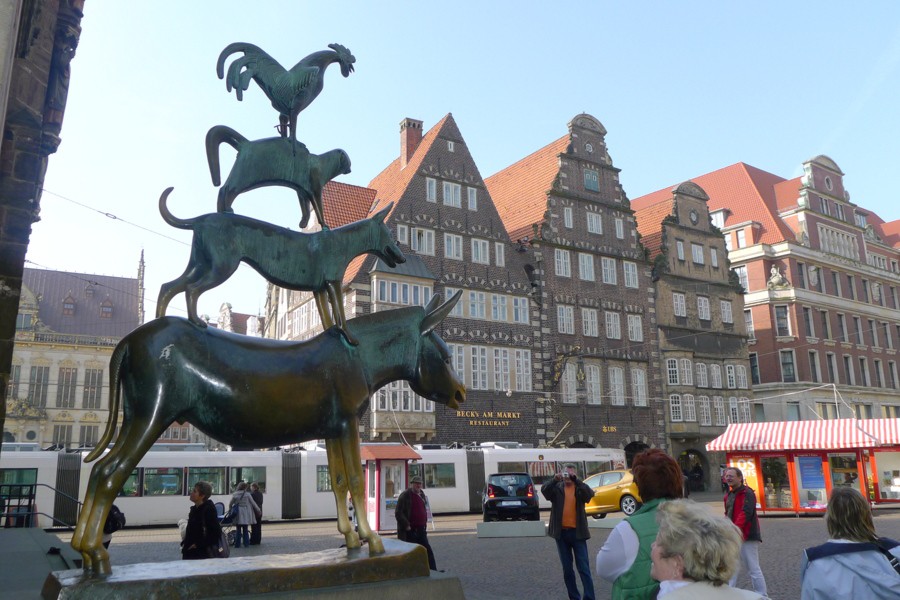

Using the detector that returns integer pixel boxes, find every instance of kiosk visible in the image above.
[361,444,422,533]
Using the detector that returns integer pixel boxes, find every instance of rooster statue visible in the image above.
[216,43,356,141]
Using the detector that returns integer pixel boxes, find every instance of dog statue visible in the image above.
[155,187,403,345]
[206,124,351,229]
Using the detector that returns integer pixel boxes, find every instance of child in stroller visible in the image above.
[215,501,237,546]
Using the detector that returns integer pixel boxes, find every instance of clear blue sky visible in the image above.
[31,1,900,321]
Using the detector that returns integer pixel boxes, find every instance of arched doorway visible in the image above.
[678,449,708,492]
[623,441,650,468]
[569,441,594,449]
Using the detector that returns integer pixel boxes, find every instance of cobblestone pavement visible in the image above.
[52,498,900,600]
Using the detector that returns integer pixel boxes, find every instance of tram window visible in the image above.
[144,468,183,496]
[1,468,37,497]
[187,467,227,495]
[118,469,141,497]
[525,461,557,485]
[229,466,265,493]
[422,463,456,488]
[584,461,614,477]
[316,465,332,492]
[497,461,526,473]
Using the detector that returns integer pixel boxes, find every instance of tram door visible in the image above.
[379,460,404,532]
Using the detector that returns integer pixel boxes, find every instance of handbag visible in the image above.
[203,525,229,558]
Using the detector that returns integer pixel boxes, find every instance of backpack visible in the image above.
[103,504,126,534]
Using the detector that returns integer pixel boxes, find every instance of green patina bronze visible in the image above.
[206,125,351,229]
[216,42,355,141]
[70,294,465,577]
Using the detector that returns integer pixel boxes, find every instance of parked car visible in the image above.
[482,472,541,522]
[583,469,642,518]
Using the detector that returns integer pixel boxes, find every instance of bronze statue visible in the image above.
[155,187,404,345]
[206,124,351,229]
[70,294,465,576]
[216,43,355,141]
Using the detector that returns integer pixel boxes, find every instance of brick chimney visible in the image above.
[400,118,423,169]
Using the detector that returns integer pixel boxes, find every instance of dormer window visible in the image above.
[447,140,455,152]
[84,285,95,298]
[100,299,113,319]
[855,213,867,228]
[62,294,76,316]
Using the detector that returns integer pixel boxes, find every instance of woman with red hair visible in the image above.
[596,449,684,600]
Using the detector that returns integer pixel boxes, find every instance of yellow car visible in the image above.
[583,469,642,518]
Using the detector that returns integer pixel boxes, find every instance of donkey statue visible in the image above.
[71,293,464,576]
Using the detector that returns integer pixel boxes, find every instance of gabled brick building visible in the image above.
[632,182,752,488]
[486,114,663,458]
[632,156,900,427]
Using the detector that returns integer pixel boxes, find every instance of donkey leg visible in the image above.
[313,290,336,330]
[325,283,358,346]
[325,438,359,549]
[340,427,384,554]
[156,278,187,319]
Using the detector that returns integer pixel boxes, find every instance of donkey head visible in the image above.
[410,292,466,409]
[369,202,405,268]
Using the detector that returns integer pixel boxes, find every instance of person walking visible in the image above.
[801,486,900,599]
[249,482,264,545]
[542,463,595,600]
[181,481,223,560]
[396,475,438,571]
[596,449,684,599]
[230,481,260,549]
[723,467,768,597]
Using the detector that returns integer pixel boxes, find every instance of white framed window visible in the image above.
[601,257,617,284]
[623,261,639,288]
[444,233,463,260]
[587,212,603,234]
[745,309,755,339]
[586,365,602,405]
[426,178,437,202]
[491,295,508,322]
[680,359,693,385]
[740,397,751,423]
[514,349,532,391]
[698,296,711,320]
[472,238,489,265]
[493,348,510,392]
[512,297,529,324]
[726,364,737,389]
[714,396,727,426]
[710,364,722,388]
[558,305,575,334]
[673,293,687,317]
[467,187,477,211]
[555,249,571,277]
[442,181,461,207]
[609,367,625,405]
[736,366,748,389]
[578,253,595,281]
[563,206,573,228]
[495,242,505,267]
[775,305,790,336]
[411,227,435,255]
[376,279,432,307]
[447,140,455,152]
[695,363,708,387]
[448,343,465,386]
[445,287,463,316]
[670,394,683,422]
[736,229,747,248]
[632,369,648,406]
[710,248,719,268]
[734,266,749,292]
[471,346,488,390]
[627,314,643,342]
[691,243,704,264]
[397,224,408,244]
[698,396,711,425]
[582,308,599,337]
[721,300,733,324]
[605,311,621,339]
[676,240,685,260]
[729,397,741,424]
[469,291,486,319]
[667,358,680,385]
[615,218,625,239]
[562,363,577,404]
[683,394,697,422]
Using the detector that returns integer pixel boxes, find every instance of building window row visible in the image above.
[374,380,435,413]
[666,359,747,389]
[9,365,106,410]
[425,178,478,211]
[561,362,648,407]
[447,344,532,393]
[558,305,643,342]
[441,288,529,324]
[670,394,750,424]
[672,292,733,324]
[554,249,639,289]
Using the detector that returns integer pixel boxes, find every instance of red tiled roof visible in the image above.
[773,177,802,211]
[360,444,421,461]
[486,135,569,242]
[632,163,795,246]
[633,197,675,259]
[322,180,377,228]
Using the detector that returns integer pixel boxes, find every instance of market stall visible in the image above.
[706,418,900,512]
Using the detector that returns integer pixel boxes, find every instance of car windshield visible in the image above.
[487,474,531,497]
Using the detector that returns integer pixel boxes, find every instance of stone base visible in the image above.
[475,520,546,538]
[43,539,463,600]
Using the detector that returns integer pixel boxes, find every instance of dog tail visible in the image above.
[205,125,247,186]
[84,341,128,463]
[158,187,196,230]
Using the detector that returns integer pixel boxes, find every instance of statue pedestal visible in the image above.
[43,539,464,599]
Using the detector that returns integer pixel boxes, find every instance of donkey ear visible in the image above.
[373,202,393,222]
[420,291,461,335]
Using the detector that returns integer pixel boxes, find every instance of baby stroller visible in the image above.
[215,501,236,547]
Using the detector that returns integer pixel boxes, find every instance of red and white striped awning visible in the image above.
[706,418,900,452]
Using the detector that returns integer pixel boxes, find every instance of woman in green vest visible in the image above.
[596,449,684,600]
